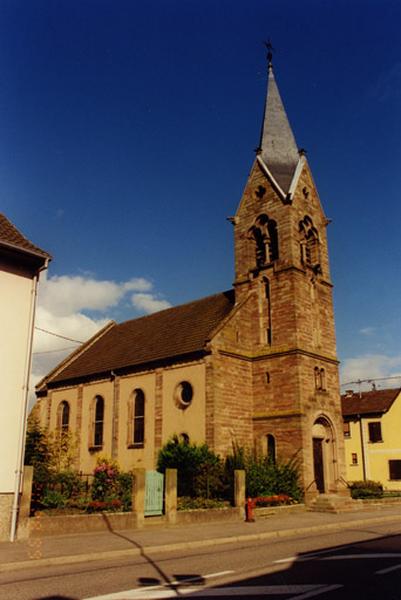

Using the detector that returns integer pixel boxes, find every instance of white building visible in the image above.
[0,213,50,540]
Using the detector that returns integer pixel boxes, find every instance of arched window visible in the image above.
[249,214,279,268]
[58,401,70,433]
[314,367,326,391]
[133,389,145,446]
[263,277,272,345]
[320,368,326,391]
[267,434,276,463]
[314,367,321,390]
[93,396,104,447]
[299,216,321,272]
[180,433,190,445]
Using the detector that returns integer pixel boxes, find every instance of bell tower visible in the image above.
[233,48,347,497]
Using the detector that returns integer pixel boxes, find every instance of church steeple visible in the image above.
[258,45,299,194]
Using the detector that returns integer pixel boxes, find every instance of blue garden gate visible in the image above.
[144,471,164,516]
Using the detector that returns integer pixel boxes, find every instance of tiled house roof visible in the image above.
[0,213,51,260]
[341,388,401,417]
[45,290,236,386]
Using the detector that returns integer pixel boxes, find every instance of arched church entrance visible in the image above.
[312,416,335,494]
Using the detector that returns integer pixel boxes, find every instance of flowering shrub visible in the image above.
[90,457,133,511]
[86,499,123,513]
[92,458,120,502]
[251,494,291,507]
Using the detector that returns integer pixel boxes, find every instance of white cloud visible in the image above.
[340,353,401,391]
[30,273,170,408]
[38,274,153,317]
[359,327,376,336]
[131,293,171,314]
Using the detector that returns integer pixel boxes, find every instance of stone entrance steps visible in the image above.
[308,493,357,513]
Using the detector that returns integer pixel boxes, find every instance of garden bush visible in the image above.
[225,444,302,502]
[157,436,227,499]
[349,480,383,499]
[90,457,133,511]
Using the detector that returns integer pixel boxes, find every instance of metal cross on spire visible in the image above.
[264,39,274,67]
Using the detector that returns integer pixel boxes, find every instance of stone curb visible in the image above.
[2,513,401,574]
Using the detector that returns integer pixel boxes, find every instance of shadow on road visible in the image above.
[100,513,205,595]
[178,530,401,599]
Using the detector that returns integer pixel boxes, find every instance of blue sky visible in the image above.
[2,0,401,390]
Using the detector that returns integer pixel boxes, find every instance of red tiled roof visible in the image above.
[341,388,401,417]
[0,213,51,259]
[47,290,236,385]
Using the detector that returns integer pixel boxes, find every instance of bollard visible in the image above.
[245,497,255,522]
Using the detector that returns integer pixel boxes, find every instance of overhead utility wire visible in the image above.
[34,326,84,344]
[32,346,78,355]
[341,375,401,387]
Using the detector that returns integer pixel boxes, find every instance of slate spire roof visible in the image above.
[258,59,300,193]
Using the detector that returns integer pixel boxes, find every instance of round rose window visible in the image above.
[175,381,193,409]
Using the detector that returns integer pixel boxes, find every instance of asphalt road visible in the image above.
[2,520,401,600]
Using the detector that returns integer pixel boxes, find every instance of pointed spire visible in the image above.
[258,44,299,193]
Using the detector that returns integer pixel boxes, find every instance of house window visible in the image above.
[133,389,145,446]
[351,453,358,465]
[368,421,382,443]
[389,460,401,480]
[93,396,104,447]
[58,401,70,433]
[343,421,351,437]
[266,434,276,463]
[265,372,270,384]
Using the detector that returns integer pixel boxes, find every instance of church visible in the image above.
[35,53,347,498]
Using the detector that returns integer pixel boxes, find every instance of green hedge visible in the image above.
[349,480,383,499]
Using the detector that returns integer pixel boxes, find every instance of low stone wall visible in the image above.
[359,497,401,507]
[27,507,244,537]
[254,504,306,519]
[176,507,243,525]
[28,511,140,538]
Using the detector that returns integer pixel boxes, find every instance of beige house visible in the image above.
[35,56,347,500]
[342,387,401,490]
[0,213,50,540]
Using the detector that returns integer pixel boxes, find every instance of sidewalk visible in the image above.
[2,505,401,573]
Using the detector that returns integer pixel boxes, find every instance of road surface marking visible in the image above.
[83,571,234,600]
[321,553,401,561]
[274,556,297,564]
[85,584,337,599]
[286,585,343,600]
[376,563,401,575]
[275,552,401,564]
[274,546,345,565]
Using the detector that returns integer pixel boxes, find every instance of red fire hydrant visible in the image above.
[245,497,255,522]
